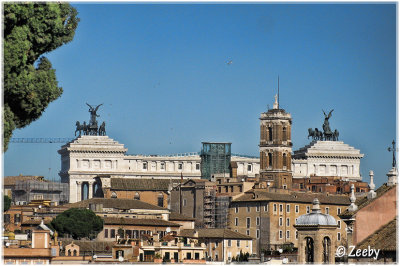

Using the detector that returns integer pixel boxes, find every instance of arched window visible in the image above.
[68,250,72,256]
[323,237,331,263]
[283,127,287,141]
[73,250,77,256]
[305,237,314,263]
[268,153,273,168]
[283,154,287,168]
[134,192,140,201]
[268,127,273,141]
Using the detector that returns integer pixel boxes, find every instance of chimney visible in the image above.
[367,170,376,199]
[387,167,398,186]
[347,184,358,212]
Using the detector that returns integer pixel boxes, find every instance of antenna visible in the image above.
[278,75,280,109]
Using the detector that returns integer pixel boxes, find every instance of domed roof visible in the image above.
[296,198,337,226]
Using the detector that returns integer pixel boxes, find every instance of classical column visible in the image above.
[88,181,94,199]
[76,181,82,202]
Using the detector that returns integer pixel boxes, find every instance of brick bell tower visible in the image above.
[259,94,293,189]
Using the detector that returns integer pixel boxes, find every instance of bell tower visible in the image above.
[259,95,293,189]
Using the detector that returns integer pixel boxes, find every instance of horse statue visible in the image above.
[308,128,315,140]
[315,128,323,140]
[82,121,88,135]
[333,129,339,141]
[98,122,106,136]
[75,121,83,136]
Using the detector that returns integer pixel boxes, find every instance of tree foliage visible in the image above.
[4,195,12,212]
[50,208,103,240]
[3,3,79,151]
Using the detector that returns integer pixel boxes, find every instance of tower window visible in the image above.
[268,127,273,141]
[268,153,273,168]
[283,154,287,168]
[283,127,287,141]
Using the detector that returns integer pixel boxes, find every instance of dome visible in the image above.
[295,198,337,226]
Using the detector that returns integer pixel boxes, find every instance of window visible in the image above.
[235,206,239,213]
[104,229,108,238]
[183,199,187,206]
[186,253,191,260]
[14,214,20,223]
[306,206,310,214]
[279,204,283,213]
[248,164,252,172]
[279,217,283,226]
[228,240,232,247]
[235,218,238,226]
[256,217,260,226]
[337,232,341,241]
[160,163,165,170]
[295,205,299,213]
[178,163,183,170]
[246,218,251,228]
[256,229,260,239]
[325,207,329,215]
[337,220,341,229]
[279,230,283,239]
[195,253,200,260]
[143,162,147,170]
[286,230,290,239]
[264,205,268,212]
[286,205,290,213]
[337,208,341,215]
[273,204,277,213]
[268,153,273,167]
[237,240,240,247]
[268,127,273,141]
[196,164,200,170]
[283,154,287,168]
[286,218,290,227]
[283,127,287,141]
[256,205,260,212]
[215,241,219,247]
[111,229,115,238]
[295,230,298,239]
[246,230,250,236]
[157,194,164,207]
[247,205,251,212]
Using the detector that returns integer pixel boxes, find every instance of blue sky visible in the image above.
[4,3,397,187]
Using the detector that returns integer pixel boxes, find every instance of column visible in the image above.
[76,181,82,202]
[88,181,94,199]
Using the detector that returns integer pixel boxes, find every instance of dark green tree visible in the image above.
[3,195,12,212]
[50,208,103,240]
[3,3,79,151]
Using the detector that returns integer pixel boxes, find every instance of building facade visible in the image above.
[58,136,259,203]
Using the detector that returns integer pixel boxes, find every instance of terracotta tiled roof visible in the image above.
[232,189,350,205]
[169,212,196,221]
[357,218,397,251]
[4,175,44,186]
[64,198,167,211]
[60,239,113,253]
[161,234,176,242]
[103,217,180,227]
[340,184,396,218]
[111,178,180,191]
[179,229,253,240]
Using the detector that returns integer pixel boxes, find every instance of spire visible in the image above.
[367,170,376,199]
[278,75,280,109]
[348,184,358,212]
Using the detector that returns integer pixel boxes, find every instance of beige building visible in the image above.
[228,188,350,255]
[179,228,253,263]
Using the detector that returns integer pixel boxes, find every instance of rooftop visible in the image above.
[356,218,397,251]
[179,229,253,240]
[64,198,168,211]
[111,178,180,191]
[233,189,350,205]
[103,217,180,227]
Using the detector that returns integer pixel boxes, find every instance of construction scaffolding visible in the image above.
[200,142,232,180]
[13,180,69,205]
[214,196,231,228]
